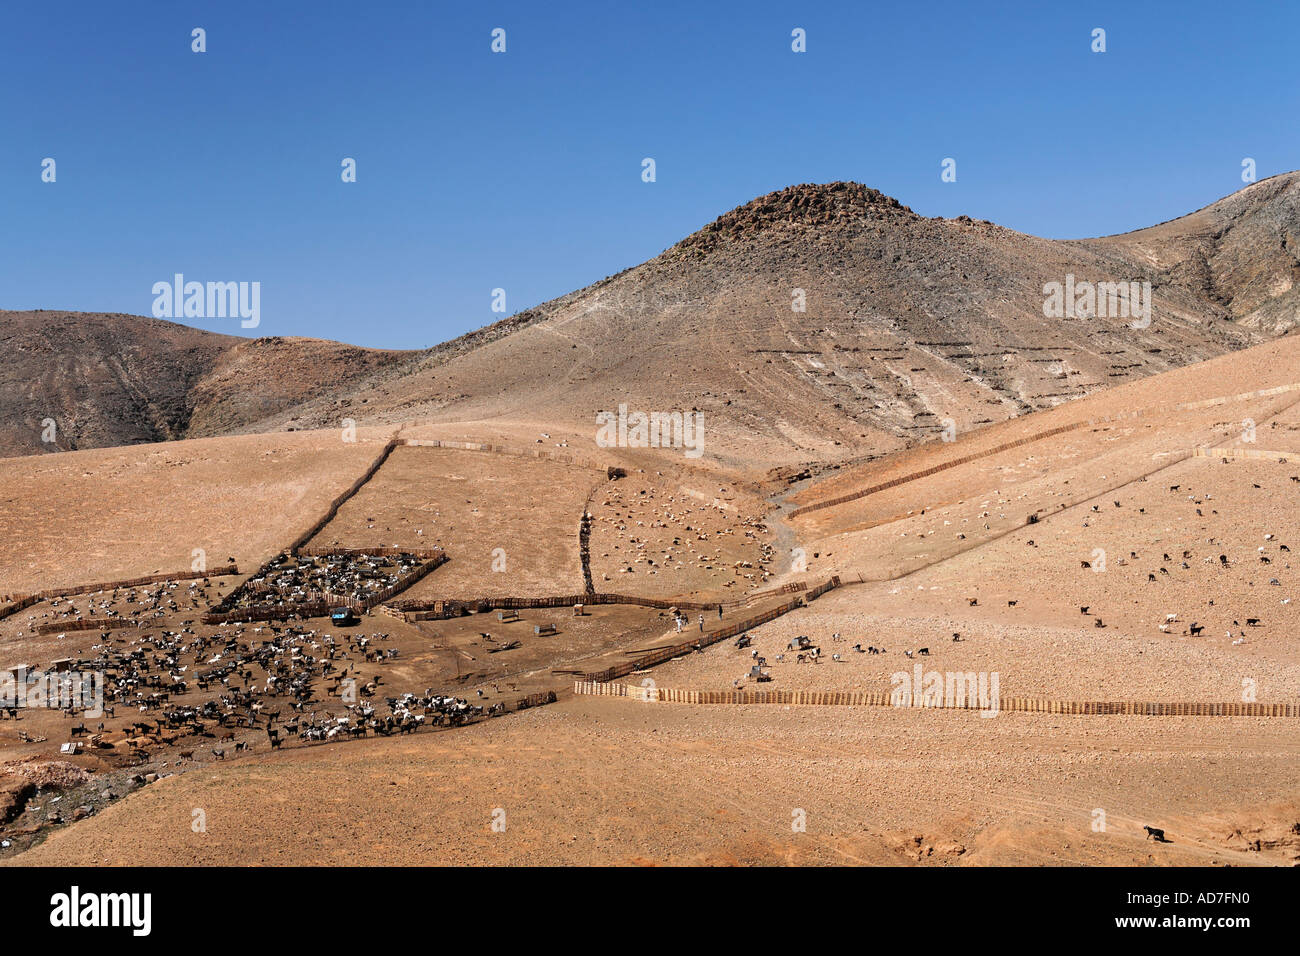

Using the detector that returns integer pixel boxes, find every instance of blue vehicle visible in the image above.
[330,607,358,626]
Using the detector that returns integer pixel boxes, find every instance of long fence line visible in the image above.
[34,617,145,635]
[1178,382,1300,410]
[381,580,809,622]
[572,682,1300,717]
[286,439,400,555]
[578,576,841,683]
[399,437,611,471]
[1194,447,1296,462]
[397,437,767,496]
[789,420,1091,517]
[0,565,240,624]
[790,381,1300,519]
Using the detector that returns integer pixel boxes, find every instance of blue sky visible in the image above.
[2,0,1297,349]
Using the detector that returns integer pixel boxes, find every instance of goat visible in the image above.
[1143,825,1167,842]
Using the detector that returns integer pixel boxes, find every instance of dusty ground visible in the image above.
[0,428,397,597]
[11,696,1299,866]
[2,338,1299,866]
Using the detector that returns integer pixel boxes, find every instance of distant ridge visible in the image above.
[6,172,1299,461]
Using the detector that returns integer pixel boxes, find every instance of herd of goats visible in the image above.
[17,580,549,767]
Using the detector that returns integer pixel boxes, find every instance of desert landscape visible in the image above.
[2,172,1299,869]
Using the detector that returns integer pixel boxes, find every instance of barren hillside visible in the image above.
[7,175,1300,464]
[0,311,412,457]
[246,177,1300,468]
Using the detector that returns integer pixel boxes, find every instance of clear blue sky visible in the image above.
[3,0,1297,350]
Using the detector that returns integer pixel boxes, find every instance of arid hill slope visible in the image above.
[0,311,411,457]
[253,176,1300,467]
[7,174,1299,463]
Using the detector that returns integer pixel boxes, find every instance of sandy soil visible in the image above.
[3,339,1299,867]
[11,696,1298,866]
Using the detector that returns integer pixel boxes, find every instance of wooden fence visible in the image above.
[383,581,808,621]
[0,565,239,623]
[33,617,145,635]
[578,576,840,683]
[789,422,1090,517]
[573,682,1299,716]
[287,439,400,555]
[789,381,1300,519]
[1194,447,1295,462]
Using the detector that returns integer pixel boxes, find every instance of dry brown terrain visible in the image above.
[7,173,1300,466]
[0,310,411,457]
[3,337,1299,866]
[4,177,1300,867]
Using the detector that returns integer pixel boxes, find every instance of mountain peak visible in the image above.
[672,181,916,257]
